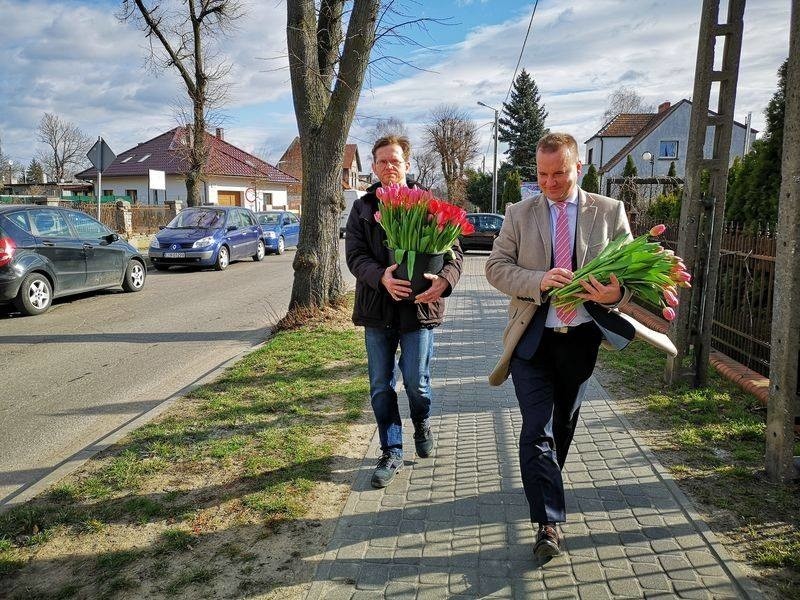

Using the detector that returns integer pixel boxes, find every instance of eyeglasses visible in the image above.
[376,159,405,168]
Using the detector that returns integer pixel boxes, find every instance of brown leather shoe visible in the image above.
[533,523,563,559]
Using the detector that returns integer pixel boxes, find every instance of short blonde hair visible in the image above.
[536,133,579,161]
[372,135,411,161]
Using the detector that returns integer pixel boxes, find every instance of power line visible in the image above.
[504,1,540,106]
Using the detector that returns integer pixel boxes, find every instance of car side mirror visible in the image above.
[227,225,238,231]
[159,225,165,230]
[104,233,120,243]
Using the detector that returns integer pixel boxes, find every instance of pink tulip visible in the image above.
[662,307,676,321]
[663,289,679,307]
[649,224,667,236]
[375,211,382,222]
[678,281,691,288]
[673,270,692,283]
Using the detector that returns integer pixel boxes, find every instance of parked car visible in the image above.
[0,205,146,316]
[255,210,300,255]
[460,213,504,252]
[149,205,265,271]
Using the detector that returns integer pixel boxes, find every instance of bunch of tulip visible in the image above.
[375,184,474,276]
[549,224,691,321]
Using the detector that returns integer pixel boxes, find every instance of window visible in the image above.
[120,156,132,163]
[65,210,109,238]
[262,192,273,205]
[30,209,72,238]
[137,154,151,162]
[659,140,679,159]
[103,189,114,197]
[587,148,594,165]
[7,211,32,233]
[240,210,256,226]
[125,189,138,203]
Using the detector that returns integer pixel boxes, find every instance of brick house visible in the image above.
[278,137,365,211]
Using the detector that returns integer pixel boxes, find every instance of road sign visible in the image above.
[87,137,116,173]
[245,187,256,204]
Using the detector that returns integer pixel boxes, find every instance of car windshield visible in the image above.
[258,212,281,226]
[168,209,225,228]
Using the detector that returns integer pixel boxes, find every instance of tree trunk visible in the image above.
[289,136,345,309]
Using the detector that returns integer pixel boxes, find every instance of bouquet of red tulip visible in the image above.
[549,224,691,321]
[375,184,474,280]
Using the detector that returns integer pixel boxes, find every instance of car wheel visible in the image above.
[253,240,266,262]
[122,259,146,292]
[154,264,170,272]
[14,272,53,316]
[276,236,285,255]
[215,245,230,270]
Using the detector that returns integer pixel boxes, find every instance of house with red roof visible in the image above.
[76,127,298,211]
[583,100,757,184]
[278,137,365,211]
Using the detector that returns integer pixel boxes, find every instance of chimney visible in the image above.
[658,101,671,113]
[216,127,224,140]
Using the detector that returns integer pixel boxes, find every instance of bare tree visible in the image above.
[36,113,92,182]
[413,147,439,189]
[601,85,656,125]
[369,117,409,140]
[424,104,479,204]
[119,0,243,206]
[285,1,444,312]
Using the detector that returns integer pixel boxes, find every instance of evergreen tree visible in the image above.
[465,169,492,212]
[582,164,599,193]
[500,169,522,212]
[26,159,44,184]
[498,69,548,181]
[619,155,638,209]
[667,161,677,177]
[724,58,786,227]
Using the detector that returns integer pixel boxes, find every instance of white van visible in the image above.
[340,189,366,238]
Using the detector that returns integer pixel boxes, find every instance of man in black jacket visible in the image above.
[345,135,463,488]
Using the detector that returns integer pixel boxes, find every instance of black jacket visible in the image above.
[345,182,463,332]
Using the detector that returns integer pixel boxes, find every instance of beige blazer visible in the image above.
[484,189,632,386]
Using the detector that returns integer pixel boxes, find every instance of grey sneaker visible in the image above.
[413,420,434,458]
[371,452,403,488]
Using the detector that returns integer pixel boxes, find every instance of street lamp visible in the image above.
[6,160,12,193]
[477,101,499,214]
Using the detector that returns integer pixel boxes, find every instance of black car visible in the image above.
[0,205,146,316]
[460,213,504,252]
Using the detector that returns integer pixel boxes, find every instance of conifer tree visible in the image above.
[582,164,599,193]
[619,154,638,209]
[500,168,522,212]
[26,159,44,184]
[498,69,548,181]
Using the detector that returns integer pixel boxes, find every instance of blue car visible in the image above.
[255,211,300,255]
[149,206,265,271]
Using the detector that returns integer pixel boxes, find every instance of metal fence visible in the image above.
[631,216,775,376]
[605,176,684,212]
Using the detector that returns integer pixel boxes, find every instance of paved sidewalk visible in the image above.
[306,256,762,599]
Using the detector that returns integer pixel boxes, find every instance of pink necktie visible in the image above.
[554,203,577,325]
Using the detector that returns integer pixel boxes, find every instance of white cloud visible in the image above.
[0,0,791,175]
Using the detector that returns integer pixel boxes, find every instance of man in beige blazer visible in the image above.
[485,132,632,560]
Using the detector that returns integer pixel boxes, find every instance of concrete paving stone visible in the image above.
[658,554,698,581]
[448,572,471,595]
[672,578,713,599]
[389,564,421,582]
[576,583,614,599]
[479,576,513,597]
[605,567,644,597]
[336,541,368,560]
[619,530,652,547]
[571,559,606,583]
[384,581,417,599]
[415,584,450,600]
[328,560,362,582]
[633,562,673,591]
[419,570,449,585]
[398,519,426,535]
[315,582,356,600]
[512,578,546,597]
[650,538,684,555]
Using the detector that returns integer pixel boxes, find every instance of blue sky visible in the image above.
[0,0,791,174]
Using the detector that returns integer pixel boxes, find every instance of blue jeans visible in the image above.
[364,327,435,457]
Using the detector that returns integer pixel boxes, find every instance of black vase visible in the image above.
[394,251,446,300]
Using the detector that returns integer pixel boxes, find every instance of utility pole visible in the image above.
[666,0,745,387]
[766,0,799,482]
[477,101,499,214]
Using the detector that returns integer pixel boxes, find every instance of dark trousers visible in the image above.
[510,322,602,524]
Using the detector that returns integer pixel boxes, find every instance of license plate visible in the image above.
[164,252,185,258]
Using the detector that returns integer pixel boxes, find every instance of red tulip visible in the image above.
[649,224,667,236]
[662,307,676,321]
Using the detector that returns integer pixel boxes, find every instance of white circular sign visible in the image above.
[245,187,256,203]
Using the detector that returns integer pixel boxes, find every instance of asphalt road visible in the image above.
[0,243,354,506]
